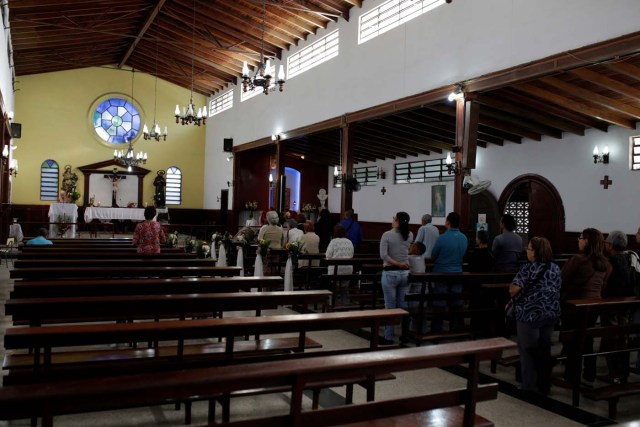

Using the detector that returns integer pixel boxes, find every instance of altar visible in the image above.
[84,207,169,223]
[84,207,145,223]
[48,203,78,238]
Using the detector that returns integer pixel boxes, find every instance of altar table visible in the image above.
[48,203,78,238]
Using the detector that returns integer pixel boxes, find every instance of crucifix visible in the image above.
[600,175,612,189]
[104,168,126,207]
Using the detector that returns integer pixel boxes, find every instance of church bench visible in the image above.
[3,309,407,422]
[5,290,331,326]
[10,276,284,299]
[46,238,134,245]
[9,265,242,280]
[0,337,513,427]
[19,246,184,252]
[13,258,218,268]
[553,296,640,416]
[15,251,197,259]
[319,273,383,311]
[405,272,516,346]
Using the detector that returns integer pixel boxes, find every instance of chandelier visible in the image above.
[175,0,207,126]
[114,140,147,172]
[241,0,286,95]
[144,43,168,141]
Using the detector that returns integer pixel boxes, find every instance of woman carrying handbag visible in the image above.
[509,237,561,394]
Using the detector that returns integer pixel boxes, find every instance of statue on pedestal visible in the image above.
[317,188,328,210]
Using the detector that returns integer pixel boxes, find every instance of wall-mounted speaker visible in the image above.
[223,138,233,152]
[10,123,21,139]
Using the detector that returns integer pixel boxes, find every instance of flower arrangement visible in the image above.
[69,191,81,204]
[196,241,210,258]
[257,239,271,256]
[285,240,302,265]
[245,200,258,218]
[221,231,232,251]
[55,214,72,237]
[302,203,316,215]
[164,231,178,248]
[185,238,197,253]
[211,232,222,245]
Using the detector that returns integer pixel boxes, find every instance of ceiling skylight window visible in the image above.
[209,90,233,116]
[287,30,339,79]
[359,0,446,44]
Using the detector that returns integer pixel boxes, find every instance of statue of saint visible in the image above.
[61,165,78,194]
[317,188,328,210]
[153,170,166,207]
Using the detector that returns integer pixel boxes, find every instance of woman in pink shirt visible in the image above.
[132,206,166,254]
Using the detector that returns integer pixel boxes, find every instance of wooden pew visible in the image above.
[19,246,184,253]
[554,296,640,417]
[0,337,514,427]
[13,258,218,268]
[319,273,382,311]
[9,265,242,280]
[16,251,196,259]
[47,238,133,244]
[405,272,516,345]
[10,276,284,299]
[5,290,331,326]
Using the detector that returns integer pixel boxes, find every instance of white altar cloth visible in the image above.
[84,207,145,223]
[48,203,78,238]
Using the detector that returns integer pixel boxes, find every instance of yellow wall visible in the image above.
[12,66,206,208]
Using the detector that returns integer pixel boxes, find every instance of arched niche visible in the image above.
[498,174,566,252]
[78,160,150,207]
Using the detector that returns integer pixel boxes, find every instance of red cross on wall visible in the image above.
[600,175,612,189]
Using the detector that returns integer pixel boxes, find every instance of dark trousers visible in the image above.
[517,318,556,392]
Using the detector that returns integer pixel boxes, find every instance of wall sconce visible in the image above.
[7,111,14,122]
[593,145,609,164]
[226,180,233,187]
[9,159,18,177]
[333,166,340,185]
[268,173,274,188]
[1,145,8,160]
[377,167,386,180]
[445,146,462,175]
[381,186,386,195]
[226,155,233,162]
[447,84,464,102]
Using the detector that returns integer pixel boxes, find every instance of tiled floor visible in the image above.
[0,252,637,426]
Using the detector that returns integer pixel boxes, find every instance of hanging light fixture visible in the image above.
[241,0,286,95]
[115,69,147,172]
[144,42,168,141]
[175,0,207,126]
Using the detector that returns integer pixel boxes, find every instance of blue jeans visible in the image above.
[517,318,556,392]
[381,270,410,340]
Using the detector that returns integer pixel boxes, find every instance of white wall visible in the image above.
[204,0,640,216]
[0,3,14,115]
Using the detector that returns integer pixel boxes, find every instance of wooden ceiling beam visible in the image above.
[498,88,605,132]
[476,93,585,136]
[541,76,640,120]
[118,0,167,68]
[514,82,635,129]
[605,61,640,81]
[479,107,563,139]
[570,67,640,100]
[380,116,454,149]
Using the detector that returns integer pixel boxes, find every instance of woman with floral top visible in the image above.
[509,236,561,394]
[132,206,166,254]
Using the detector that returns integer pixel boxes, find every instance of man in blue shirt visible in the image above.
[430,212,468,331]
[340,209,363,248]
[27,228,53,245]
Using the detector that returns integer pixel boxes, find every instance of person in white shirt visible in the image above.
[325,224,355,306]
[283,218,304,245]
[298,221,320,267]
[415,214,439,259]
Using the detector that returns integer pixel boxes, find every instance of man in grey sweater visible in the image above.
[492,214,523,273]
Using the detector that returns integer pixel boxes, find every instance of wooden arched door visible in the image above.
[498,174,566,252]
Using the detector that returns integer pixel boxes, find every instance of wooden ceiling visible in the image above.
[7,1,640,165]
[283,50,640,166]
[8,0,360,94]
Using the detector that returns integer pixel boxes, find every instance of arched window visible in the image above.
[40,159,59,201]
[166,166,182,205]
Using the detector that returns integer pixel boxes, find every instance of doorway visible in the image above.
[498,174,565,252]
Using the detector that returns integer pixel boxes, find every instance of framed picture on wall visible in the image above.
[431,185,446,217]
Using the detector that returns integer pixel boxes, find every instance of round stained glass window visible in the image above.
[92,98,141,144]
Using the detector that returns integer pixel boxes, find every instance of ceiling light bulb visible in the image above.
[278,65,286,81]
[603,145,609,155]
[446,152,452,165]
[593,146,599,156]
[333,166,339,177]
[242,61,249,77]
